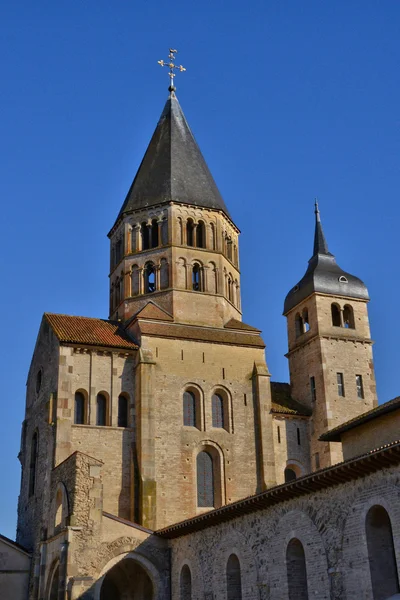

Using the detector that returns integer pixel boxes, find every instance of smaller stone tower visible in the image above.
[284,203,378,469]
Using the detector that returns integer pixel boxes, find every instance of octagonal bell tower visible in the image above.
[108,92,241,328]
[284,204,378,469]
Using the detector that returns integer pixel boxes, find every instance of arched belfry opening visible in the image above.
[100,558,154,600]
[366,505,399,600]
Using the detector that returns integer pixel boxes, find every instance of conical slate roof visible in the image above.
[112,94,231,228]
[284,204,369,314]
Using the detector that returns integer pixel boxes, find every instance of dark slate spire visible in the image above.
[313,200,330,256]
[284,203,369,314]
[112,94,231,229]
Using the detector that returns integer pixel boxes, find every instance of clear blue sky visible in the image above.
[0,1,399,540]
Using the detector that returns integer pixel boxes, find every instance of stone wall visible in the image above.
[341,409,400,460]
[169,464,400,600]
[272,415,311,483]
[137,336,274,529]
[0,536,30,600]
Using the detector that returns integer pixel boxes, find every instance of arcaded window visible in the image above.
[337,372,345,397]
[212,394,224,428]
[226,554,242,600]
[284,467,297,483]
[356,375,364,399]
[118,394,128,427]
[186,219,194,246]
[74,392,85,424]
[115,278,121,306]
[366,505,399,600]
[302,309,310,332]
[54,483,69,534]
[29,432,38,497]
[115,238,123,263]
[141,222,150,250]
[197,451,214,507]
[36,368,42,395]
[331,303,341,327]
[180,565,192,600]
[144,263,156,293]
[183,391,196,427]
[286,538,309,600]
[295,313,304,337]
[151,219,159,248]
[196,221,205,248]
[343,304,355,329]
[96,393,107,426]
[227,238,233,261]
[210,223,216,250]
[192,263,202,291]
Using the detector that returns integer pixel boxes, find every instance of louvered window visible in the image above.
[197,451,214,507]
[183,391,196,427]
[212,394,224,428]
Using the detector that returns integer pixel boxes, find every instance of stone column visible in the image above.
[88,350,96,426]
[215,267,220,294]
[124,270,131,298]
[157,217,163,246]
[155,265,161,291]
[252,362,276,490]
[185,263,191,290]
[138,267,144,295]
[203,265,209,292]
[135,349,157,529]
[340,308,345,328]
[135,223,141,252]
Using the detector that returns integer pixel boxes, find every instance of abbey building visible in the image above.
[1,87,400,600]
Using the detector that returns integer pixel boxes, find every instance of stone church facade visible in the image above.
[1,88,399,600]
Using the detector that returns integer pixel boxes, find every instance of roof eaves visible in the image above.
[155,440,400,539]
[320,397,400,442]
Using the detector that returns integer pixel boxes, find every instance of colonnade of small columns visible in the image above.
[110,258,240,312]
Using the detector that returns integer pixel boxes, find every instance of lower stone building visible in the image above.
[1,81,396,599]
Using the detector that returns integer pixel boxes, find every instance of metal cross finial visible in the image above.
[158,49,186,95]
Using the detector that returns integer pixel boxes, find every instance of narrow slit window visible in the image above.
[356,375,364,399]
[310,376,316,402]
[297,427,301,445]
[277,426,281,444]
[337,372,345,397]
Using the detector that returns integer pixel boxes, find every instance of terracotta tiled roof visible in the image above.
[320,396,400,442]
[270,382,311,416]
[156,440,400,539]
[224,318,261,332]
[45,314,139,350]
[137,321,265,348]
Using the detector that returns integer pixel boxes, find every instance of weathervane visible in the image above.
[158,49,186,94]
